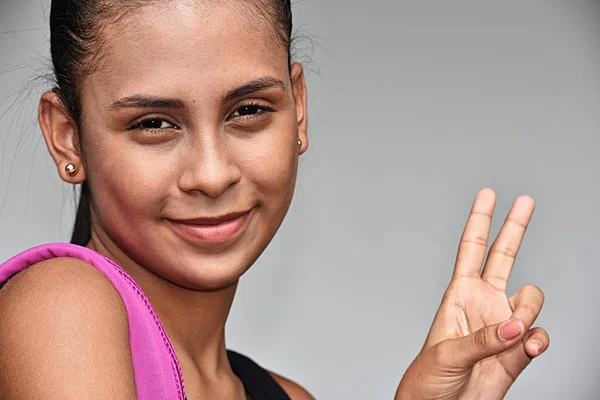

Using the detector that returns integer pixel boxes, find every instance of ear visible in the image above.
[290,63,308,154]
[38,91,87,183]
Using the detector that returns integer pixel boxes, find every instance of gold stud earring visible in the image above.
[298,139,302,149]
[65,163,78,177]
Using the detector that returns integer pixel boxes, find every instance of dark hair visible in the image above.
[49,0,294,246]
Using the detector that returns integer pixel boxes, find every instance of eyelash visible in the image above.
[128,118,179,132]
[128,102,276,132]
[226,102,276,121]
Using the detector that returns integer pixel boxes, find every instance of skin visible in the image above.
[396,189,550,399]
[0,1,549,399]
[0,258,138,398]
[35,1,311,399]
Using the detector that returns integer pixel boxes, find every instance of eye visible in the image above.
[228,103,275,120]
[129,117,179,131]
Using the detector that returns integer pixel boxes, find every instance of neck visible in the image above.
[86,230,239,384]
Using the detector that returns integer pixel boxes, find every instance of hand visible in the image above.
[395,188,549,400]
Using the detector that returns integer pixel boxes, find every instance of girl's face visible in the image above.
[74,1,308,289]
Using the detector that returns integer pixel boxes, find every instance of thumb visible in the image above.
[439,319,525,369]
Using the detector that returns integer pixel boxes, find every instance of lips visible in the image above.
[167,210,252,244]
[171,210,250,226]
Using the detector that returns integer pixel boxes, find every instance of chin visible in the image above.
[177,265,246,291]
[161,246,262,291]
[150,212,279,291]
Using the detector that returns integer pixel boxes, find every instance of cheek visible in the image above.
[84,139,172,222]
[239,123,299,206]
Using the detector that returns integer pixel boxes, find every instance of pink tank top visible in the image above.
[0,243,185,399]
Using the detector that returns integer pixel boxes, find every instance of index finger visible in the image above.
[452,188,496,278]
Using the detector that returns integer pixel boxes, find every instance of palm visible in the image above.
[442,278,518,397]
[449,277,513,339]
[399,189,548,400]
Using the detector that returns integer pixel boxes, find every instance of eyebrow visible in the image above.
[108,96,186,111]
[108,76,285,111]
[222,76,285,104]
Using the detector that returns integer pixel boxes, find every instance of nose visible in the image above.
[177,133,242,198]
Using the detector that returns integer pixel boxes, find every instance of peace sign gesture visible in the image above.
[395,189,549,399]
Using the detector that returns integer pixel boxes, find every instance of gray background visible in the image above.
[1,1,599,398]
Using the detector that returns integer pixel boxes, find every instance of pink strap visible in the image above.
[0,243,185,399]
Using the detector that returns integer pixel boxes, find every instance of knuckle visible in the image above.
[431,343,447,365]
[522,304,539,319]
[506,217,528,229]
[473,329,491,352]
[529,330,549,345]
[524,284,545,303]
[431,342,453,367]
[490,244,518,259]
[460,235,488,247]
[487,274,508,290]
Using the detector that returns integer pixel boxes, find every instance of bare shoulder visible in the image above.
[268,370,315,400]
[0,257,136,399]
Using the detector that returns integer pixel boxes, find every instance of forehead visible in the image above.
[86,1,288,101]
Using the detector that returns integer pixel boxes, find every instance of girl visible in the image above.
[0,0,549,398]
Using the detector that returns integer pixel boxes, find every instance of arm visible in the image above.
[0,257,137,399]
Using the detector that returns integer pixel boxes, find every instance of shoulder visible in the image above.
[268,370,315,400]
[0,256,126,318]
[0,257,137,398]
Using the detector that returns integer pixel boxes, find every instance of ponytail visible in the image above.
[70,181,91,245]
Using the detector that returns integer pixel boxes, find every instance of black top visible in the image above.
[227,350,291,400]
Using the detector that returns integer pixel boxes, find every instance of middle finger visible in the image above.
[481,195,535,291]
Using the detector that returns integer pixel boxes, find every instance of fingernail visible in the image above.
[531,339,543,355]
[498,319,522,341]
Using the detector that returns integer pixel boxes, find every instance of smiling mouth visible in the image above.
[167,210,252,244]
